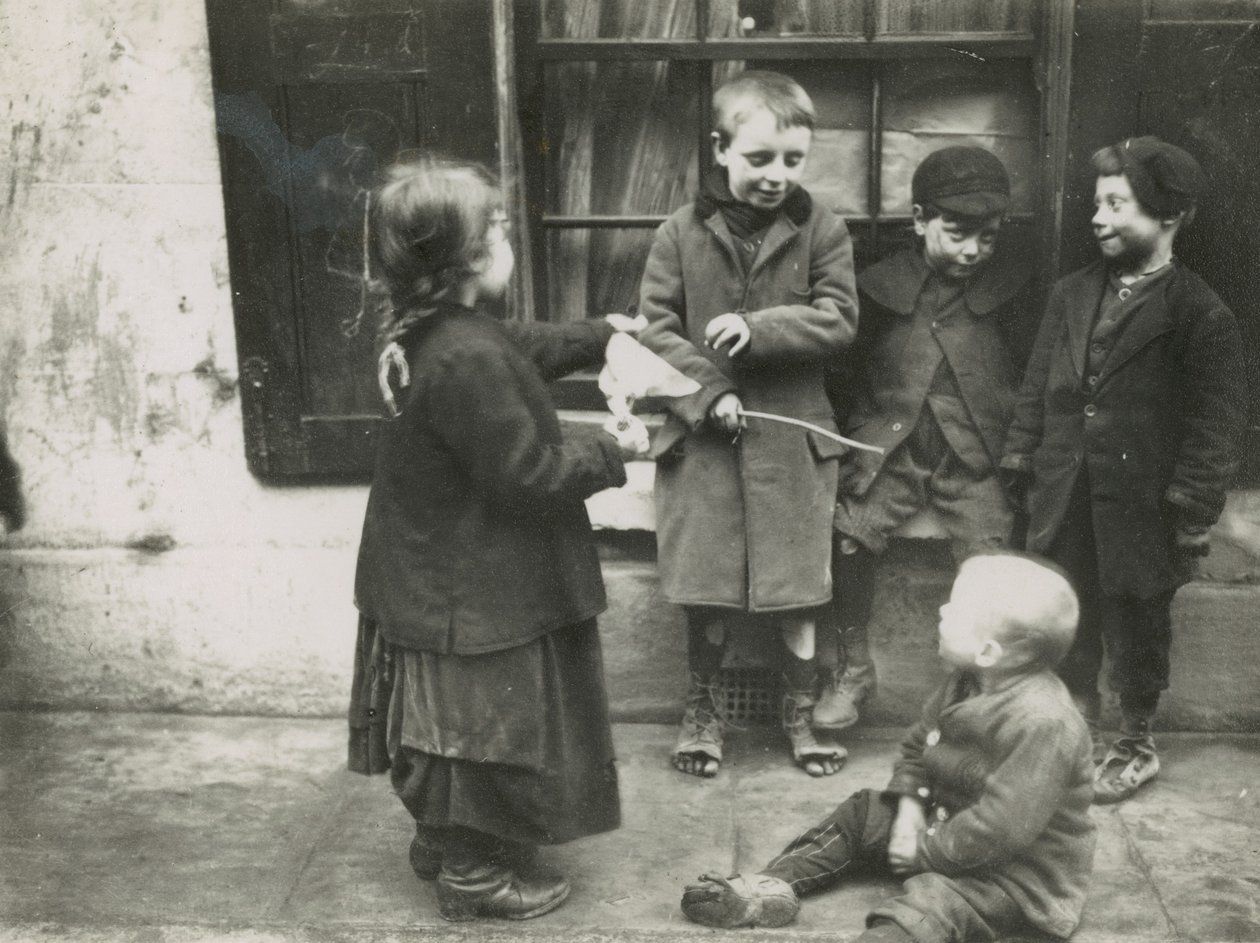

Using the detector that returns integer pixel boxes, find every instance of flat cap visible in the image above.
[912,145,1010,218]
[1099,136,1206,219]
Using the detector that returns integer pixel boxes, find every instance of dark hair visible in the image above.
[712,70,815,146]
[371,157,502,345]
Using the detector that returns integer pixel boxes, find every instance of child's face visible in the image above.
[714,107,812,211]
[937,572,1005,668]
[474,212,514,299]
[913,208,1001,281]
[1092,174,1166,269]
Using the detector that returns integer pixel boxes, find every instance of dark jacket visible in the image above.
[833,245,1036,493]
[637,191,858,611]
[354,306,625,655]
[887,669,1096,939]
[1003,260,1247,597]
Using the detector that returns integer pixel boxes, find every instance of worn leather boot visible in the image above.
[435,828,568,921]
[813,630,876,730]
[409,823,537,882]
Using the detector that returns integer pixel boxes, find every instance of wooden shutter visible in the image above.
[207,0,497,478]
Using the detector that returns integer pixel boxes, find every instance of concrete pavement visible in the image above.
[2,711,1259,942]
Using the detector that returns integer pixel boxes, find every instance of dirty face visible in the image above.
[713,106,812,211]
[1092,174,1168,272]
[914,208,1001,281]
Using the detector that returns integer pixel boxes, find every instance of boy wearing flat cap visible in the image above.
[816,146,1037,731]
[1002,136,1248,803]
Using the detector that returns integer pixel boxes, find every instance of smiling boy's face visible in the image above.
[714,106,812,211]
[1092,173,1167,270]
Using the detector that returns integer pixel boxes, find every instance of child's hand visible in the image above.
[888,797,927,875]
[705,313,751,356]
[1174,523,1211,557]
[708,393,745,435]
[605,313,649,336]
[602,415,651,460]
[378,342,409,417]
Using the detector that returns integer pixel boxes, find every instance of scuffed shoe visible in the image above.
[681,872,799,928]
[1093,736,1159,804]
[813,660,876,730]
[436,860,569,921]
[409,824,538,882]
[783,690,847,777]
[672,677,725,777]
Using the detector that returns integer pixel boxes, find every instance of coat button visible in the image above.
[892,422,903,432]
[1084,403,1097,417]
[931,321,940,329]
[1087,375,1099,387]
[1090,342,1104,355]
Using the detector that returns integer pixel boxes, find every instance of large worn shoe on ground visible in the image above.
[435,856,570,921]
[813,660,876,730]
[681,872,799,928]
[1093,735,1160,804]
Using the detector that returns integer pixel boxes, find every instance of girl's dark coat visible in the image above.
[354,307,624,654]
[1003,260,1247,597]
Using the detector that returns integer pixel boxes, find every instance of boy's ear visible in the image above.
[712,131,729,166]
[911,203,928,236]
[974,638,1003,669]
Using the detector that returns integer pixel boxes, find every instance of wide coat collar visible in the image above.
[1058,259,1178,382]
[858,245,1031,320]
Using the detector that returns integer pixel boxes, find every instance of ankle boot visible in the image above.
[814,629,877,730]
[410,823,538,882]
[781,654,846,775]
[1094,713,1159,804]
[435,828,569,921]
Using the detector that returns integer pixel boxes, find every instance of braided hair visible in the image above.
[371,157,502,347]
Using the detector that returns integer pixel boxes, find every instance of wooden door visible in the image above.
[207,0,497,477]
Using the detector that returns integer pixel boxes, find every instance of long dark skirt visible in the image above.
[348,615,620,847]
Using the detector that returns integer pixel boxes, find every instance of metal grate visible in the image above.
[716,666,782,726]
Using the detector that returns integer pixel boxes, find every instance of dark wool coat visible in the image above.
[354,306,625,655]
[834,246,1036,493]
[886,669,1096,939]
[638,192,858,612]
[1003,260,1247,597]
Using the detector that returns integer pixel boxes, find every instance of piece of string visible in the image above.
[737,410,885,455]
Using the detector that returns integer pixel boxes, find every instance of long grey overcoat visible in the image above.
[638,194,858,612]
[1003,260,1247,597]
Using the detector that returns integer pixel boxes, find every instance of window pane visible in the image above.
[880,59,1038,215]
[1147,0,1260,17]
[876,0,1033,34]
[541,0,698,38]
[543,60,699,218]
[724,0,864,36]
[545,228,657,322]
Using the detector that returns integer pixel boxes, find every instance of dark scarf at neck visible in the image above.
[694,166,812,239]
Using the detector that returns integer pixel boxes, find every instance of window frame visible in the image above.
[513,0,1076,409]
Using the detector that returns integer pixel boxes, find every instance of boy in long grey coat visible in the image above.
[638,70,858,778]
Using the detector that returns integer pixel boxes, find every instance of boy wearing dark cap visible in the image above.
[1002,136,1247,803]
[815,146,1037,730]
